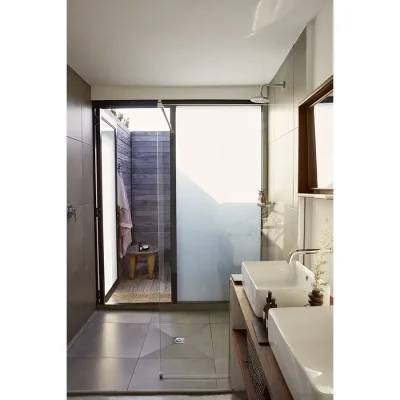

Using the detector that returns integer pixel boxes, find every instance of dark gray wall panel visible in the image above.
[67,65,96,343]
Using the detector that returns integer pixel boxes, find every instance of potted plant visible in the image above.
[309,218,333,306]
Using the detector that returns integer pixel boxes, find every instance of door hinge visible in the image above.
[94,114,100,126]
[95,208,100,217]
[97,290,103,300]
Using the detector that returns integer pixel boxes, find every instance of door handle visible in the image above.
[67,204,76,221]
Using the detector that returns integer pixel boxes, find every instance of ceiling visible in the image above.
[67,0,325,87]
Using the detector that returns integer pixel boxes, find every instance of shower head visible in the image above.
[250,94,270,104]
[250,82,286,104]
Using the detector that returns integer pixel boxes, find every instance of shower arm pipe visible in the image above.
[157,100,174,133]
[259,81,286,96]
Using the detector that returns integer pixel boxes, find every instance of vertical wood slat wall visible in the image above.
[131,131,171,263]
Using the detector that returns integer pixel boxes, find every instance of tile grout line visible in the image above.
[126,312,154,390]
[151,315,216,383]
[146,320,212,359]
[69,311,227,391]
[209,312,218,381]
[67,311,97,353]
[70,311,155,391]
[268,127,297,145]
[90,321,154,325]
[68,320,151,358]
[68,356,144,359]
[163,312,218,387]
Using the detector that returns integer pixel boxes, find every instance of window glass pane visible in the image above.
[314,100,333,188]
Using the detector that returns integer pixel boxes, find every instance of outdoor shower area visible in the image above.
[101,108,172,304]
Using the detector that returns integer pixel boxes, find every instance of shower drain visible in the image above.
[173,337,185,344]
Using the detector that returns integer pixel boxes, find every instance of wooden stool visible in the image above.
[126,245,158,280]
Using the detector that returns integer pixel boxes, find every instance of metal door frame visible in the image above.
[93,101,177,304]
[92,100,256,306]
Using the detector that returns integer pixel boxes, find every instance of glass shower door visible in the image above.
[175,105,262,301]
[157,105,261,389]
[95,110,119,303]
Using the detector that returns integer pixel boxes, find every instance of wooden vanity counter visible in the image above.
[230,279,293,400]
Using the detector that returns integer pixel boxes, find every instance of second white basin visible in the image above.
[241,260,330,317]
[268,306,333,400]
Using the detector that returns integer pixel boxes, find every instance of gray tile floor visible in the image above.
[67,310,230,392]
[68,395,246,400]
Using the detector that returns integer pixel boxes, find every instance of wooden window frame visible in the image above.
[298,75,334,194]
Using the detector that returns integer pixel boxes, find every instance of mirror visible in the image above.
[298,75,333,194]
[311,92,333,189]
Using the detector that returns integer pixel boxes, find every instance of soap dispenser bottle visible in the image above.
[270,297,277,309]
[264,297,277,332]
[262,291,273,329]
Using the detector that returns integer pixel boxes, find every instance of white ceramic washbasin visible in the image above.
[268,306,333,400]
[241,260,330,317]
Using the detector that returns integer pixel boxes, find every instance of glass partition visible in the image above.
[175,105,262,301]
[157,105,262,389]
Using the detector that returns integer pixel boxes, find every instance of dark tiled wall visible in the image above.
[67,65,96,343]
[117,127,132,202]
[131,131,171,262]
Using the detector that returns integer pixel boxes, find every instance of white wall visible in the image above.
[304,0,334,294]
[266,0,334,297]
[91,85,260,100]
[307,0,333,90]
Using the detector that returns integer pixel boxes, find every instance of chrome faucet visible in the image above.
[287,248,332,264]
